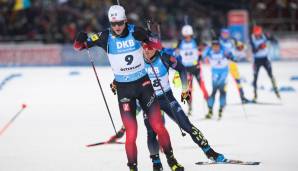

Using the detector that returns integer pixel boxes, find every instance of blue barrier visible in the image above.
[69,71,80,76]
[271,86,296,92]
[61,45,110,66]
[0,44,110,67]
[290,75,298,81]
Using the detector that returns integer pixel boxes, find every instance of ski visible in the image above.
[195,159,260,165]
[86,127,126,147]
[230,101,282,106]
[250,101,282,106]
[86,141,124,147]
[198,118,221,121]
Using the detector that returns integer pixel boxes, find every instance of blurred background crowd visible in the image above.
[0,0,297,43]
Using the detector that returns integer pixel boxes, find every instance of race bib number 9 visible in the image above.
[108,49,144,75]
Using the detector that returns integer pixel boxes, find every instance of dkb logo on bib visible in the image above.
[116,40,135,49]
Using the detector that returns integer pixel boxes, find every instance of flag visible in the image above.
[13,0,31,11]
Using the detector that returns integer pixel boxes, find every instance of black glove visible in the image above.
[110,81,117,95]
[75,32,88,43]
[181,90,191,104]
[224,52,237,62]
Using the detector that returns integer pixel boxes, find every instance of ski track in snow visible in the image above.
[0,61,298,171]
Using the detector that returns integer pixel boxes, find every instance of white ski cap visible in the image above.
[108,5,126,22]
[181,25,194,36]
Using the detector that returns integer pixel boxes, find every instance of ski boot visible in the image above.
[275,90,281,99]
[167,157,184,171]
[252,91,257,103]
[271,78,281,99]
[241,96,250,104]
[187,103,192,116]
[273,85,281,99]
[205,108,213,119]
[203,146,226,162]
[128,163,138,171]
[273,88,281,99]
[166,152,184,171]
[150,154,163,171]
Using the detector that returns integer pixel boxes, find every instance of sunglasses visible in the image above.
[143,46,155,51]
[110,21,125,27]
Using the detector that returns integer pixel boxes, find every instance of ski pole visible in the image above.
[240,100,248,119]
[86,49,118,135]
[242,104,248,119]
[0,104,27,136]
[234,78,248,119]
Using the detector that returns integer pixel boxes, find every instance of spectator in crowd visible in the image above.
[0,0,225,43]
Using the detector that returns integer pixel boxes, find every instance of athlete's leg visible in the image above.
[159,91,208,147]
[264,58,280,98]
[219,84,227,109]
[138,77,183,170]
[143,113,163,170]
[218,71,228,118]
[143,113,159,156]
[229,61,247,102]
[117,94,138,166]
[263,58,273,78]
[207,72,220,113]
[159,91,225,161]
[252,60,261,100]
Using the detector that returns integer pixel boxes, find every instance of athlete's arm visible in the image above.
[175,39,182,49]
[161,53,188,91]
[132,27,162,50]
[73,30,109,51]
[224,49,237,62]
[249,36,258,53]
[265,32,278,43]
[202,46,211,61]
[86,31,109,51]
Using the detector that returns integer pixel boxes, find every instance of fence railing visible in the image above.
[0,38,297,67]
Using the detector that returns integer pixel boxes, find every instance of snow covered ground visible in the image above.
[0,61,298,171]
